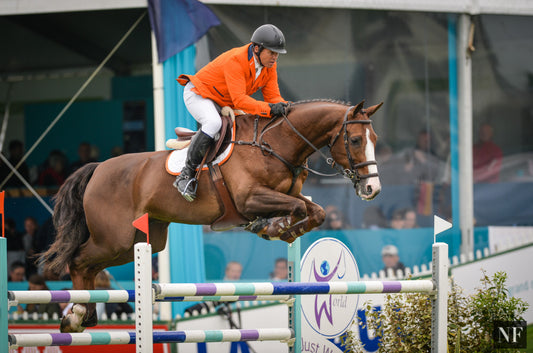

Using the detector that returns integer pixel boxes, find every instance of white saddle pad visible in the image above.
[165,143,234,175]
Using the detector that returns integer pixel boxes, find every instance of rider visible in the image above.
[174,24,289,202]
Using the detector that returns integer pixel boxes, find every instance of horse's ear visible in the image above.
[365,102,384,117]
[352,100,365,116]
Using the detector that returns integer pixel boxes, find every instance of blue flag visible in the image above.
[148,0,220,63]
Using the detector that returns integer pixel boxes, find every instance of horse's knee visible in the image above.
[292,202,307,220]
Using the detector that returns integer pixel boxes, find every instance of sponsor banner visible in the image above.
[175,303,289,353]
[8,324,170,353]
[452,244,533,323]
[300,238,361,353]
[488,226,533,253]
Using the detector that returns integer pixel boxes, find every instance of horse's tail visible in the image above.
[40,162,100,277]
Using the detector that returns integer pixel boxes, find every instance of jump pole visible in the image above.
[135,242,153,353]
[8,328,295,347]
[431,242,448,353]
[287,237,301,353]
[8,290,291,304]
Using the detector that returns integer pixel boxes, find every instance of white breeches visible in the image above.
[183,82,221,138]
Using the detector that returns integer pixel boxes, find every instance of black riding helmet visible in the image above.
[250,24,286,54]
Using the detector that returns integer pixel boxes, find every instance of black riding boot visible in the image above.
[173,130,214,202]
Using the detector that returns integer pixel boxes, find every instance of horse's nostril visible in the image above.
[366,185,373,194]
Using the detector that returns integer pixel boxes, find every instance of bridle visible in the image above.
[327,105,379,183]
[231,104,379,192]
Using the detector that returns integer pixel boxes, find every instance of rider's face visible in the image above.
[255,47,279,68]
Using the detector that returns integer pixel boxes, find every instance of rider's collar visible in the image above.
[253,53,263,79]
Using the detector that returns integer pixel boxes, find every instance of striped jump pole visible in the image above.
[8,328,295,347]
[8,289,291,304]
[153,279,435,298]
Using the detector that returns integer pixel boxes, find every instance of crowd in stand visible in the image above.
[0,140,122,192]
[1,140,125,281]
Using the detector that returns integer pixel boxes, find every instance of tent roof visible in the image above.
[1,8,151,78]
[2,0,533,16]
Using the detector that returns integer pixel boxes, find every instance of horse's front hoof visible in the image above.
[60,304,86,333]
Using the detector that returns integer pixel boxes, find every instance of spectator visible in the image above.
[381,245,406,275]
[32,217,57,277]
[322,207,348,230]
[25,274,62,317]
[389,209,405,229]
[150,257,160,316]
[375,142,393,164]
[152,256,159,281]
[402,208,418,228]
[401,130,443,183]
[38,150,68,187]
[94,270,133,319]
[69,142,96,175]
[8,261,26,282]
[362,206,388,229]
[224,261,243,281]
[0,139,30,188]
[22,216,39,277]
[270,258,288,281]
[473,122,503,183]
[111,146,124,158]
[6,218,25,270]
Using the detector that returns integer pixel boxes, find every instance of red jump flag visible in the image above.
[132,213,149,244]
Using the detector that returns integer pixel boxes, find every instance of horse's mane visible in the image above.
[292,99,351,106]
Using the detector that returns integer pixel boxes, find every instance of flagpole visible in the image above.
[151,30,172,322]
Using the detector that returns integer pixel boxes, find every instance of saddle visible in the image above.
[171,110,249,231]
[174,115,233,165]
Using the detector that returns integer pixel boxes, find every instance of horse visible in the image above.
[39,99,383,332]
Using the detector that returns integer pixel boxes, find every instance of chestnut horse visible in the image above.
[40,99,382,332]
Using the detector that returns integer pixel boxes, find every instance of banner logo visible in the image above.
[301,238,359,337]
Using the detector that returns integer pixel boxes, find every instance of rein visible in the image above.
[231,117,305,193]
[230,104,378,192]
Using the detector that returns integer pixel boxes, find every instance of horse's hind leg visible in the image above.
[60,266,99,333]
[60,230,122,332]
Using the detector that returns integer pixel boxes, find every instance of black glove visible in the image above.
[269,102,288,118]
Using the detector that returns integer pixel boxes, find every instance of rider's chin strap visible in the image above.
[253,44,266,67]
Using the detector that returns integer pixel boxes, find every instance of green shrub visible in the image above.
[343,271,529,353]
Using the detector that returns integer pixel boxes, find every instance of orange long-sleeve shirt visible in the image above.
[177,44,285,117]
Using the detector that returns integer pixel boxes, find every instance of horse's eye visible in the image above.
[350,136,362,146]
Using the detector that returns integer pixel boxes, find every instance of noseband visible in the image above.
[328,106,379,183]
